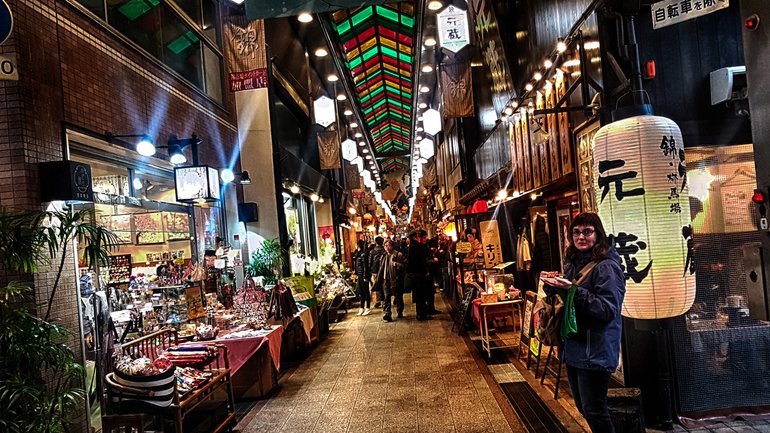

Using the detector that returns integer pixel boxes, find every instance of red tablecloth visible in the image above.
[182,325,283,375]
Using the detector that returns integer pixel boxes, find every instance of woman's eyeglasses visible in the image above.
[572,228,596,237]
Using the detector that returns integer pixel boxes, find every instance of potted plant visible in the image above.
[247,239,286,286]
[0,208,118,433]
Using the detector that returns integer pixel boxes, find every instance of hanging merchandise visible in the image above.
[591,115,695,319]
[516,230,532,272]
[269,281,299,322]
[233,275,269,327]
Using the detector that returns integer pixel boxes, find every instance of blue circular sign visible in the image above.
[0,0,12,46]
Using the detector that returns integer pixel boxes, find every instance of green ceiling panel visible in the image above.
[332,1,417,173]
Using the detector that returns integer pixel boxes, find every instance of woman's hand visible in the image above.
[540,276,572,289]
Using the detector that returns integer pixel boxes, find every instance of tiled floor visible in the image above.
[237,294,517,433]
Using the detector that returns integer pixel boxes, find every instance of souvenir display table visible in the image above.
[182,325,284,399]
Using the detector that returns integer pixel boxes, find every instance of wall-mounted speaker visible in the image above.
[238,202,259,223]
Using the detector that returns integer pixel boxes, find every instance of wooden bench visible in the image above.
[105,328,236,433]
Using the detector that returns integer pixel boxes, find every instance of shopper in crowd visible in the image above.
[373,239,407,321]
[353,239,371,316]
[426,237,442,315]
[369,236,386,309]
[540,212,625,433]
[405,230,432,320]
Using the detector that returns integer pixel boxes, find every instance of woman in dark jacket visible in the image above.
[541,212,625,433]
[353,240,371,315]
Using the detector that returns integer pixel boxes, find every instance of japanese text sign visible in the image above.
[437,5,470,53]
[479,220,503,268]
[651,0,729,30]
[592,115,696,319]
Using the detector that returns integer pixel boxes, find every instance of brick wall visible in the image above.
[0,0,246,429]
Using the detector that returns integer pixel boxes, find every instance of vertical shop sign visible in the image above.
[469,0,514,117]
[313,96,336,128]
[436,5,470,53]
[440,62,474,118]
[651,0,728,29]
[592,115,696,319]
[479,220,503,268]
[224,16,268,92]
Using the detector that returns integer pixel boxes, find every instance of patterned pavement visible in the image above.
[236,294,517,433]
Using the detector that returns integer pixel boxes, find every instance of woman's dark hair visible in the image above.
[566,212,610,261]
[357,239,366,250]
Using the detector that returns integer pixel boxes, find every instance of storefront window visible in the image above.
[76,0,224,102]
[283,193,319,275]
[672,143,770,414]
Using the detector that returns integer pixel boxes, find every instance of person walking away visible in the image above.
[369,236,386,309]
[426,237,442,315]
[373,239,406,321]
[353,240,371,316]
[405,230,432,320]
[540,212,625,433]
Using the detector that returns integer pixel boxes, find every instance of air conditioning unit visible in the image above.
[710,66,747,105]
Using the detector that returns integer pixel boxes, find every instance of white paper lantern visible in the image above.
[423,109,442,136]
[342,139,357,161]
[419,138,434,159]
[351,156,364,172]
[313,96,336,128]
[591,115,695,319]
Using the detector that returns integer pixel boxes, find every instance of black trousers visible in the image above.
[566,364,615,433]
[356,276,371,309]
[382,283,403,317]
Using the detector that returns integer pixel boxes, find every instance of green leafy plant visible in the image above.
[247,239,286,285]
[0,208,119,433]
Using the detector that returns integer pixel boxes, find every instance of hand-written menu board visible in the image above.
[164,212,191,241]
[133,213,164,245]
[521,291,537,344]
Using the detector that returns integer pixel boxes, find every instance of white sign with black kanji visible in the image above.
[436,5,470,53]
[651,0,729,30]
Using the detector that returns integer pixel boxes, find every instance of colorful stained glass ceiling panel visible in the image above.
[332,1,416,172]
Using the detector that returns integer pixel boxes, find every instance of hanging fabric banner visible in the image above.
[423,160,438,187]
[224,16,268,92]
[317,130,341,170]
[344,162,361,190]
[440,62,474,118]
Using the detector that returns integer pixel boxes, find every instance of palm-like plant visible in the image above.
[247,239,287,285]
[0,208,119,433]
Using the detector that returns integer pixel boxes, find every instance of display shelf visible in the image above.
[108,254,132,284]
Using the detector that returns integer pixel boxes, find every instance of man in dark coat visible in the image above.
[353,239,371,315]
[405,230,432,320]
[373,239,406,321]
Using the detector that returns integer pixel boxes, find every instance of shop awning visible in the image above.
[245,0,400,20]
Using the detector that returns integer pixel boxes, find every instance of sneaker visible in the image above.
[383,315,393,322]
[357,308,364,316]
[362,308,371,316]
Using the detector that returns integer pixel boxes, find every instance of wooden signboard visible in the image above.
[508,122,521,193]
[520,110,533,191]
[513,115,525,192]
[529,111,541,188]
[546,84,561,180]
[536,91,551,185]
[556,75,574,175]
